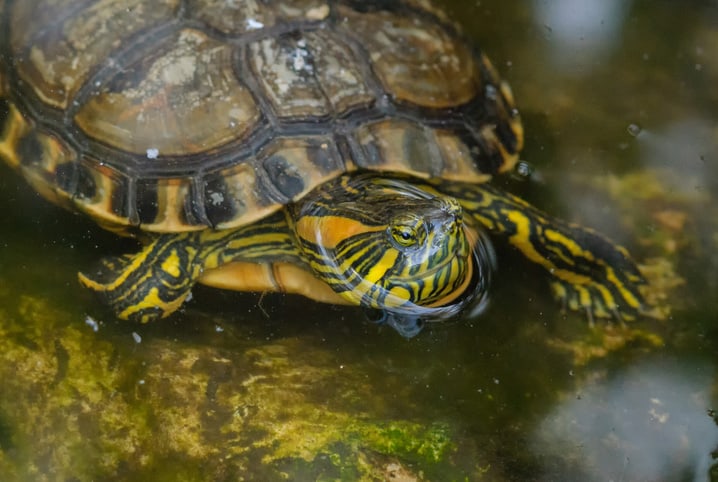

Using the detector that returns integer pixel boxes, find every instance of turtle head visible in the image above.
[293,174,492,327]
[381,196,471,307]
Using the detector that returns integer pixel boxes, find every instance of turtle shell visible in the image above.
[0,0,523,233]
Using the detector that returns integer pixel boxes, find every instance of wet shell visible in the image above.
[0,0,522,232]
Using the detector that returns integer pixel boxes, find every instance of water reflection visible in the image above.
[533,0,631,72]
[533,358,718,481]
[637,118,717,194]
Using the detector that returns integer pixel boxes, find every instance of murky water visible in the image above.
[1,1,717,480]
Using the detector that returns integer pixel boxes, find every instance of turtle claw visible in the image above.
[550,279,644,325]
[585,306,595,329]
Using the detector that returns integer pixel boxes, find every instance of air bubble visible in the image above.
[627,123,642,137]
[515,161,534,179]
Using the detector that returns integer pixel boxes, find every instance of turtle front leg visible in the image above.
[444,182,647,320]
[78,212,300,322]
[78,232,205,323]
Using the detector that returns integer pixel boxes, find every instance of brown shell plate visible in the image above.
[0,0,523,232]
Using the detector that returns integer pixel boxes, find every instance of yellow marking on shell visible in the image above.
[74,164,133,229]
[142,180,203,232]
[0,102,29,168]
[481,53,524,159]
[209,163,267,230]
[1,101,89,212]
[480,124,518,173]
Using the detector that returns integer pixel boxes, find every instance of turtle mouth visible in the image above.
[365,227,495,339]
[377,232,495,335]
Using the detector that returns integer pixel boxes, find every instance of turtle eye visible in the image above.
[388,214,425,250]
[391,225,418,248]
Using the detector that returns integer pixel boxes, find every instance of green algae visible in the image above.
[0,292,469,480]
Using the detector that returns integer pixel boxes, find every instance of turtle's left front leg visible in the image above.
[445,181,647,320]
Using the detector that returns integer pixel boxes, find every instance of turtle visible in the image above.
[0,0,647,335]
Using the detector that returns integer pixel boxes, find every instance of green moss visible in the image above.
[0,293,469,480]
[358,421,454,463]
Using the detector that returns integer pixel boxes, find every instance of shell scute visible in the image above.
[190,0,330,36]
[12,0,181,110]
[336,3,481,108]
[75,28,261,157]
[248,29,375,121]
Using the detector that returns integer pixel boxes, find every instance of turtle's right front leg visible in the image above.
[78,212,298,322]
[78,231,206,323]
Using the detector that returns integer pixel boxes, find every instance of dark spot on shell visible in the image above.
[110,177,129,220]
[54,162,76,194]
[135,179,159,225]
[308,139,339,173]
[202,174,237,227]
[183,186,207,227]
[17,131,44,166]
[263,155,305,201]
[343,0,403,13]
[74,163,97,200]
